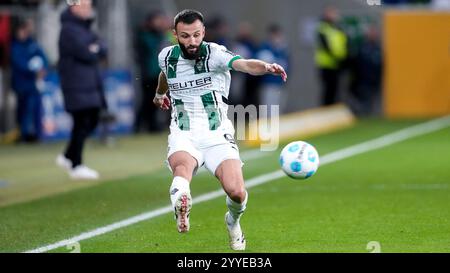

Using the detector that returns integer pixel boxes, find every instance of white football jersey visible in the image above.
[158,42,241,132]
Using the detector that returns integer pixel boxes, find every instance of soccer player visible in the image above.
[153,9,287,251]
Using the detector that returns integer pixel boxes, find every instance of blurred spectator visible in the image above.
[315,6,348,106]
[206,16,231,48]
[230,22,260,107]
[56,0,107,180]
[135,11,169,133]
[352,25,383,116]
[10,17,48,143]
[257,24,289,118]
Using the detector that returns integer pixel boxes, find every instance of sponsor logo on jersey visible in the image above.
[195,59,205,71]
[169,77,213,91]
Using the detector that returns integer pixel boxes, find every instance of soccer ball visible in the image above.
[279,141,320,180]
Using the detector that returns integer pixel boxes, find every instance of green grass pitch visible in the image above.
[0,118,449,253]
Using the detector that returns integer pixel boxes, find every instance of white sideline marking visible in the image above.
[24,116,450,253]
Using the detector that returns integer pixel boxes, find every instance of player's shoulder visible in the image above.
[158,45,177,60]
[206,42,239,60]
[206,42,229,52]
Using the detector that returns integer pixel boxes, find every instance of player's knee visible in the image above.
[228,188,247,204]
[173,164,194,179]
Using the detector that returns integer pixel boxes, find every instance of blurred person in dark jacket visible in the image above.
[257,24,289,118]
[230,22,261,107]
[352,25,382,116]
[206,16,231,49]
[10,18,48,143]
[135,11,169,133]
[56,0,107,180]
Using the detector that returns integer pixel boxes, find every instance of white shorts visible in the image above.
[166,120,242,175]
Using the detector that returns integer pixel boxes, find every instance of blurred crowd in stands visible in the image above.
[0,3,389,143]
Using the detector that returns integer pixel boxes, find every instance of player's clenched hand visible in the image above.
[153,94,171,111]
[265,63,288,82]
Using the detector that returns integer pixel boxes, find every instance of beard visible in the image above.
[179,42,201,60]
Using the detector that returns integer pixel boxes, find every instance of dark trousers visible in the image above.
[16,91,42,142]
[320,69,340,106]
[352,84,378,116]
[65,107,100,168]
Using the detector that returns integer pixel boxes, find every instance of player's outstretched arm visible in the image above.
[232,59,287,82]
[153,72,171,111]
